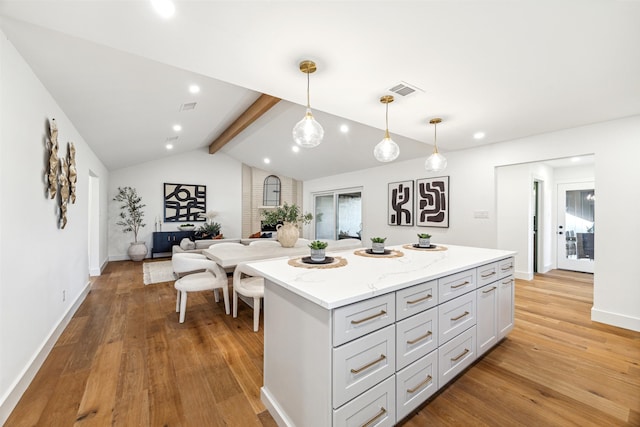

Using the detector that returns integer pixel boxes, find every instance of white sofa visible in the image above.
[172,237,241,254]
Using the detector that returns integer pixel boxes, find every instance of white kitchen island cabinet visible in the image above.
[247,244,516,427]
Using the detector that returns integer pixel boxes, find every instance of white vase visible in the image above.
[128,241,148,261]
[276,222,299,248]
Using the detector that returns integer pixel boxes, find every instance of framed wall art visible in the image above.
[164,183,206,222]
[388,180,414,226]
[416,176,449,228]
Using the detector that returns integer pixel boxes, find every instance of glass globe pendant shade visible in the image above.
[374,134,400,162]
[292,108,324,148]
[425,151,447,172]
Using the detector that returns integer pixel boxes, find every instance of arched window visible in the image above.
[263,175,281,206]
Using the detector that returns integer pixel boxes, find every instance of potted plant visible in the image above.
[179,223,195,231]
[196,211,222,239]
[113,186,147,261]
[417,233,432,248]
[370,237,387,254]
[308,240,329,262]
[261,202,313,247]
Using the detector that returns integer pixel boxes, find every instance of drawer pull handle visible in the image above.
[501,265,513,271]
[450,281,469,289]
[481,271,496,278]
[482,286,497,294]
[407,331,432,345]
[502,279,513,284]
[407,294,432,305]
[361,407,387,427]
[350,310,387,325]
[451,311,469,321]
[407,374,433,393]
[451,348,470,362]
[351,354,386,374]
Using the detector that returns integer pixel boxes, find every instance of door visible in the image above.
[557,182,594,273]
[313,188,362,240]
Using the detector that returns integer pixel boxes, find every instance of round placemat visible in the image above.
[402,244,448,251]
[288,256,348,269]
[354,249,404,258]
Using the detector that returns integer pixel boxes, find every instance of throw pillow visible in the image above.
[261,232,272,238]
[249,231,261,238]
[179,238,195,250]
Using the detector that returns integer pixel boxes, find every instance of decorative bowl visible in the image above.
[178,225,195,231]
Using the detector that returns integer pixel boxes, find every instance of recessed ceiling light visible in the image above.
[189,84,200,94]
[292,145,300,153]
[571,157,581,162]
[150,0,175,19]
[173,124,182,132]
[264,158,271,164]
[473,132,485,140]
[166,143,174,150]
[340,124,349,133]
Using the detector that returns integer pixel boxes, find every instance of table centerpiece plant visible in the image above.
[261,202,313,248]
[308,240,329,262]
[370,237,387,254]
[113,186,147,261]
[417,233,432,247]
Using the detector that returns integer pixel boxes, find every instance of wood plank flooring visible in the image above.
[5,263,639,426]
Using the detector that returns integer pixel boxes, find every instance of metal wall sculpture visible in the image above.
[45,118,77,229]
[388,180,414,226]
[416,176,449,228]
[164,183,207,222]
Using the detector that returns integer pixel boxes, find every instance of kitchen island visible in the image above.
[246,244,516,427]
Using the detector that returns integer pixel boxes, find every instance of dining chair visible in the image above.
[232,261,265,332]
[171,253,230,323]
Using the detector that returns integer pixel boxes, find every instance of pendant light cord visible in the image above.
[433,122,439,153]
[384,102,390,139]
[306,70,311,109]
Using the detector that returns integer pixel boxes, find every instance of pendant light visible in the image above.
[292,60,324,148]
[374,95,400,162]
[425,118,447,172]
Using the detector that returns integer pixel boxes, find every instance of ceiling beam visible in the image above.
[208,93,281,155]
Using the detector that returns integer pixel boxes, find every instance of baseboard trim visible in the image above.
[261,386,294,427]
[515,270,533,281]
[0,280,92,425]
[591,307,640,332]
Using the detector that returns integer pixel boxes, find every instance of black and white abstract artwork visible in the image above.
[164,183,206,222]
[388,180,414,226]
[416,176,449,228]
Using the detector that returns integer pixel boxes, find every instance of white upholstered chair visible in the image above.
[294,238,311,247]
[171,253,230,323]
[248,240,282,247]
[232,261,265,332]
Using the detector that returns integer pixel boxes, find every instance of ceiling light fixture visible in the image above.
[373,95,400,162]
[150,0,175,19]
[425,118,447,172]
[473,131,485,140]
[292,145,300,153]
[166,143,174,150]
[189,84,200,94]
[292,60,324,148]
[340,124,349,133]
[173,124,182,132]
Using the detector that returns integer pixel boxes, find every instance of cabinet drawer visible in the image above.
[333,375,396,427]
[438,291,476,345]
[333,293,395,346]
[396,307,438,370]
[396,280,437,321]
[477,262,499,287]
[396,350,438,422]
[333,325,396,409]
[438,325,476,387]
[498,257,515,279]
[438,268,476,304]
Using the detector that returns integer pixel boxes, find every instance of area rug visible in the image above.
[142,260,176,285]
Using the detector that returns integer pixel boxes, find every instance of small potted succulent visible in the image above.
[417,233,432,248]
[308,240,329,262]
[370,237,387,254]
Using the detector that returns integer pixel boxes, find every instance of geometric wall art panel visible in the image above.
[163,183,206,222]
[416,176,449,228]
[388,180,414,226]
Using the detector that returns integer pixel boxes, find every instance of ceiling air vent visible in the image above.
[166,136,179,142]
[388,81,423,97]
[179,102,197,111]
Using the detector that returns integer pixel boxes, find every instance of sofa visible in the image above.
[172,237,241,254]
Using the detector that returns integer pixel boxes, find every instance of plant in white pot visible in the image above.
[417,233,432,248]
[308,240,329,262]
[261,202,313,248]
[370,237,387,254]
[113,186,147,261]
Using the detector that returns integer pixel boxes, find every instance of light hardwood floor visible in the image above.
[5,262,639,426]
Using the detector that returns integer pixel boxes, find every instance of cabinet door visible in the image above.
[498,276,515,339]
[476,283,498,356]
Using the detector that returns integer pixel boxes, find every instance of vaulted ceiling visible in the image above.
[1,1,638,180]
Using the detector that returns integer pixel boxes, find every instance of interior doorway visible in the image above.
[88,171,101,276]
[533,180,540,273]
[556,181,595,273]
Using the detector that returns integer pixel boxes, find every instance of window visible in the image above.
[263,175,281,206]
[313,188,362,240]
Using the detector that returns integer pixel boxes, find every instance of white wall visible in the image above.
[108,148,243,259]
[0,29,109,422]
[304,116,640,331]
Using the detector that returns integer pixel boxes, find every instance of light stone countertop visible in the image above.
[246,244,516,309]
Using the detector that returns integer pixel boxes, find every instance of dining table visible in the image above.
[202,239,363,269]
